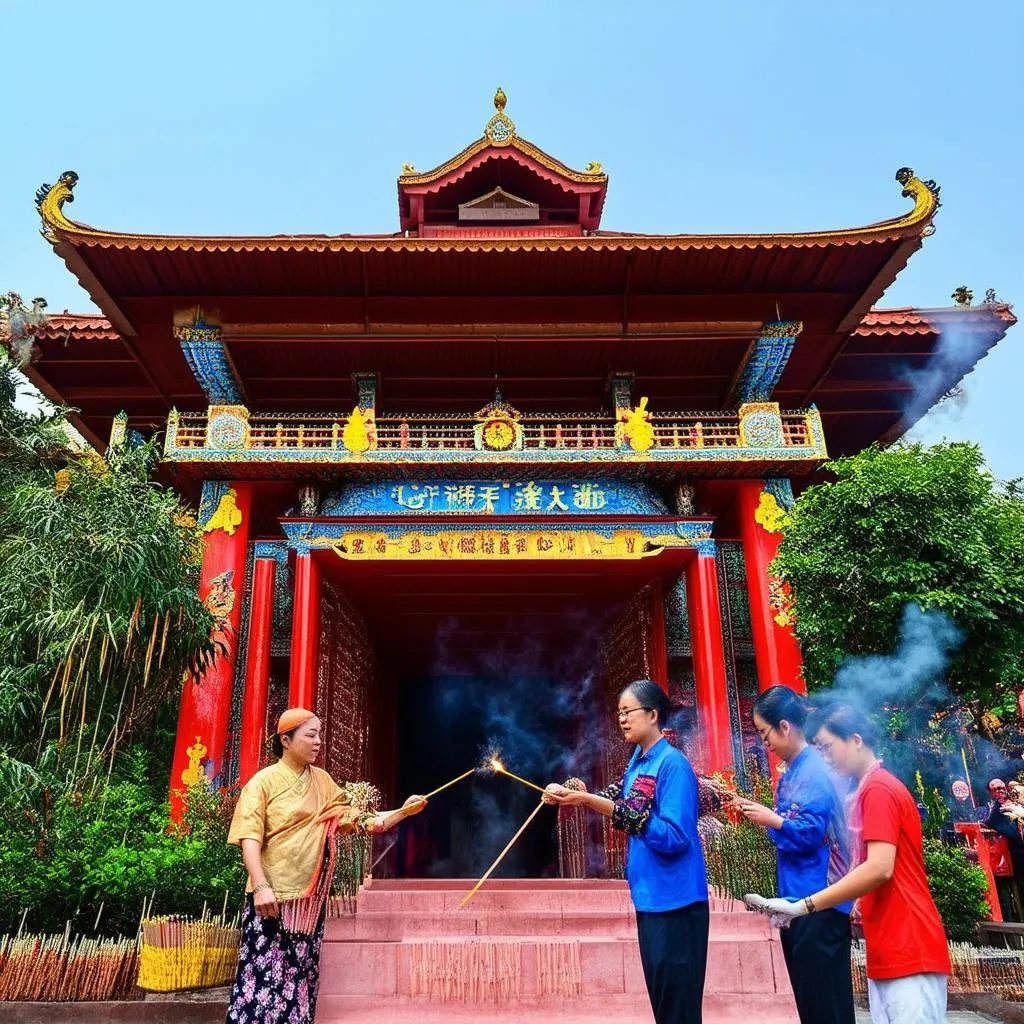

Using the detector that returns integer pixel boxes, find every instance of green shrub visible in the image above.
[0,747,246,936]
[923,838,990,941]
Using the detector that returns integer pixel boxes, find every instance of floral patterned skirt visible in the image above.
[225,895,326,1024]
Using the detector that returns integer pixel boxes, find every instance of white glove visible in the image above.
[743,893,810,929]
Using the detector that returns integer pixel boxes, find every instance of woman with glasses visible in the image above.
[543,679,708,1024]
[733,685,854,1024]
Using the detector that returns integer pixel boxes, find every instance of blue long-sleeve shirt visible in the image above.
[609,737,708,912]
[769,745,852,914]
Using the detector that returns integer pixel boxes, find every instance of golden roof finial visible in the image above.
[485,87,515,145]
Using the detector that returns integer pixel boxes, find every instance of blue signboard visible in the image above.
[319,479,669,517]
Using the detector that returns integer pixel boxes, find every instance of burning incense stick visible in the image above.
[960,747,977,808]
[460,799,547,908]
[423,768,476,800]
[487,757,546,795]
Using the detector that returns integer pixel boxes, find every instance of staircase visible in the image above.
[317,879,798,1023]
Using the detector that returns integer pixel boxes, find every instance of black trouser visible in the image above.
[779,908,855,1024]
[635,901,710,1024]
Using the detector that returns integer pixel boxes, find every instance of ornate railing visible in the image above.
[164,403,826,465]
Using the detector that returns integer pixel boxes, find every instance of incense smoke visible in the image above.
[815,603,1022,809]
[902,320,990,443]
[831,603,962,709]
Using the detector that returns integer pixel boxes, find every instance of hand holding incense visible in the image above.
[422,768,476,800]
[459,799,547,908]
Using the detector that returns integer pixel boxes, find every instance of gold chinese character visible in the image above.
[572,483,607,510]
[445,484,477,509]
[546,486,569,512]
[478,485,501,513]
[514,481,543,511]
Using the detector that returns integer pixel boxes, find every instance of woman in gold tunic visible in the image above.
[225,708,425,1024]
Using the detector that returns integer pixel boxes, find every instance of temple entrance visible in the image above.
[315,555,686,878]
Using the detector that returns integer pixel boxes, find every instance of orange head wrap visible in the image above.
[276,707,316,736]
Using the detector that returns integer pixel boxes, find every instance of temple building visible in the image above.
[28,90,1014,871]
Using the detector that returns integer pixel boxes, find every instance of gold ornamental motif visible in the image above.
[754,491,787,534]
[35,171,79,242]
[768,575,797,628]
[481,419,517,451]
[620,397,656,452]
[181,735,209,788]
[201,488,244,536]
[342,406,374,453]
[473,389,523,451]
[484,85,517,146]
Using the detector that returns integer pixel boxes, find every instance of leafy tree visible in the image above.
[774,443,1024,716]
[0,343,216,811]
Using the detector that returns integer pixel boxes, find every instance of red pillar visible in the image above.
[289,550,321,709]
[169,481,254,818]
[685,551,734,774]
[238,557,276,785]
[736,480,804,694]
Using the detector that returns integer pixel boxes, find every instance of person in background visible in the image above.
[543,679,709,1024]
[735,685,853,1024]
[980,777,1024,920]
[745,701,950,1024]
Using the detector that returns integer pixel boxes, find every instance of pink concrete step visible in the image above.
[319,936,790,997]
[317,994,800,1024]
[316,879,798,1022]
[327,907,773,941]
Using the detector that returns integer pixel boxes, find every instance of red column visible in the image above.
[237,557,276,785]
[736,480,804,693]
[169,481,254,818]
[289,550,321,709]
[685,551,734,774]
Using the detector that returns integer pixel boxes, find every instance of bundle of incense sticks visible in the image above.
[137,914,239,992]
[0,931,140,1001]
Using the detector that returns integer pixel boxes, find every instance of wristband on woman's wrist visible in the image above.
[252,881,273,895]
[804,895,816,914]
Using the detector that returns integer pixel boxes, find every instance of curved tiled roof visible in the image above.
[856,303,1016,334]
[36,169,941,255]
[30,312,121,340]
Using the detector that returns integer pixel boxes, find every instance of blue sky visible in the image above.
[1,0,1019,477]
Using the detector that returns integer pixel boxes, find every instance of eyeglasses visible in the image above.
[815,740,835,756]
[756,725,776,743]
[616,706,652,721]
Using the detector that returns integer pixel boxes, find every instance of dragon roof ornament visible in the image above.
[35,171,79,242]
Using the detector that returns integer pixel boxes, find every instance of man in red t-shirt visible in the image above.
[746,702,950,1024]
